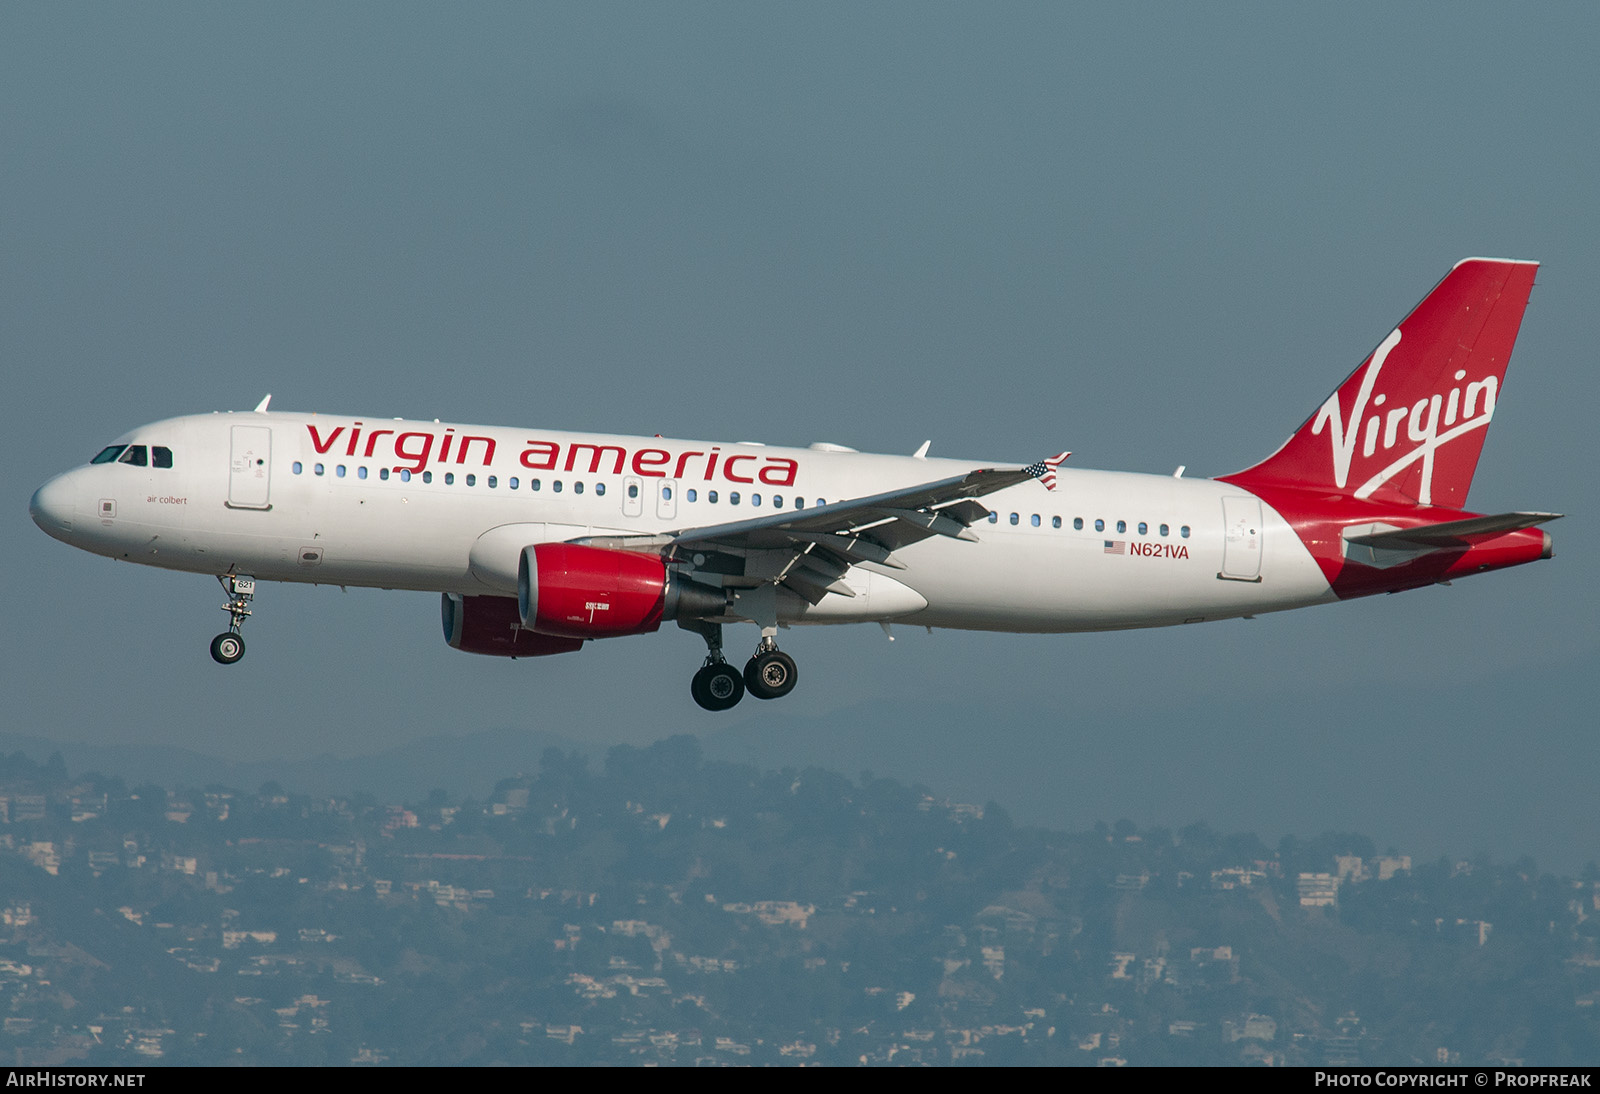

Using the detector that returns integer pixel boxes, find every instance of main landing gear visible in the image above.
[686,623,799,711]
[744,637,798,701]
[210,574,255,665]
[691,658,744,712]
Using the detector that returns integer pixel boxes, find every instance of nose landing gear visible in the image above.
[210,574,255,665]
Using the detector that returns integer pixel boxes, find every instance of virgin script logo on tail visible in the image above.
[1311,328,1499,504]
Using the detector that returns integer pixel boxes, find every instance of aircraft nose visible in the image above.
[29,474,76,541]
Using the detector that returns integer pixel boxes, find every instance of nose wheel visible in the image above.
[211,574,256,665]
[210,632,245,664]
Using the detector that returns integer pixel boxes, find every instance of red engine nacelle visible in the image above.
[441,593,584,658]
[518,543,725,640]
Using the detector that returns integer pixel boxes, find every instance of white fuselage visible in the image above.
[31,410,1336,633]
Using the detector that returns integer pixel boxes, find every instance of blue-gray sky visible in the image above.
[6,4,1595,868]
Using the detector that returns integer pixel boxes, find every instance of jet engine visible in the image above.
[441,593,584,657]
[518,543,726,639]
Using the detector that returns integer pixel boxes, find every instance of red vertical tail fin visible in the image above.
[1222,258,1538,508]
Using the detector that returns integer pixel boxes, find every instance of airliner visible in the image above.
[30,258,1559,710]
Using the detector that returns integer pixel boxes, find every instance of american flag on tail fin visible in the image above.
[1023,452,1070,492]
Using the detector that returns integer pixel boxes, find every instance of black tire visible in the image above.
[692,663,745,711]
[743,650,798,700]
[210,632,245,665]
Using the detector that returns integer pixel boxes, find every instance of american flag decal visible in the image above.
[1023,451,1070,492]
[1103,540,1125,555]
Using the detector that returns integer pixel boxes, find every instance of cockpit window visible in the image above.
[93,444,171,467]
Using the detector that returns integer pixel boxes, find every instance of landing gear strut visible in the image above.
[687,622,744,711]
[210,574,255,665]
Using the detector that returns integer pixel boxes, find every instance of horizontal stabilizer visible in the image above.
[1344,511,1561,549]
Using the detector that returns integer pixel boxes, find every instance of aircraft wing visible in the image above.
[672,467,1034,549]
[573,460,1062,605]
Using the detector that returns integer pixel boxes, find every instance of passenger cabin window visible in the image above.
[595,482,605,496]
[686,488,698,502]
[1074,517,1083,530]
[1094,519,1105,532]
[422,471,433,483]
